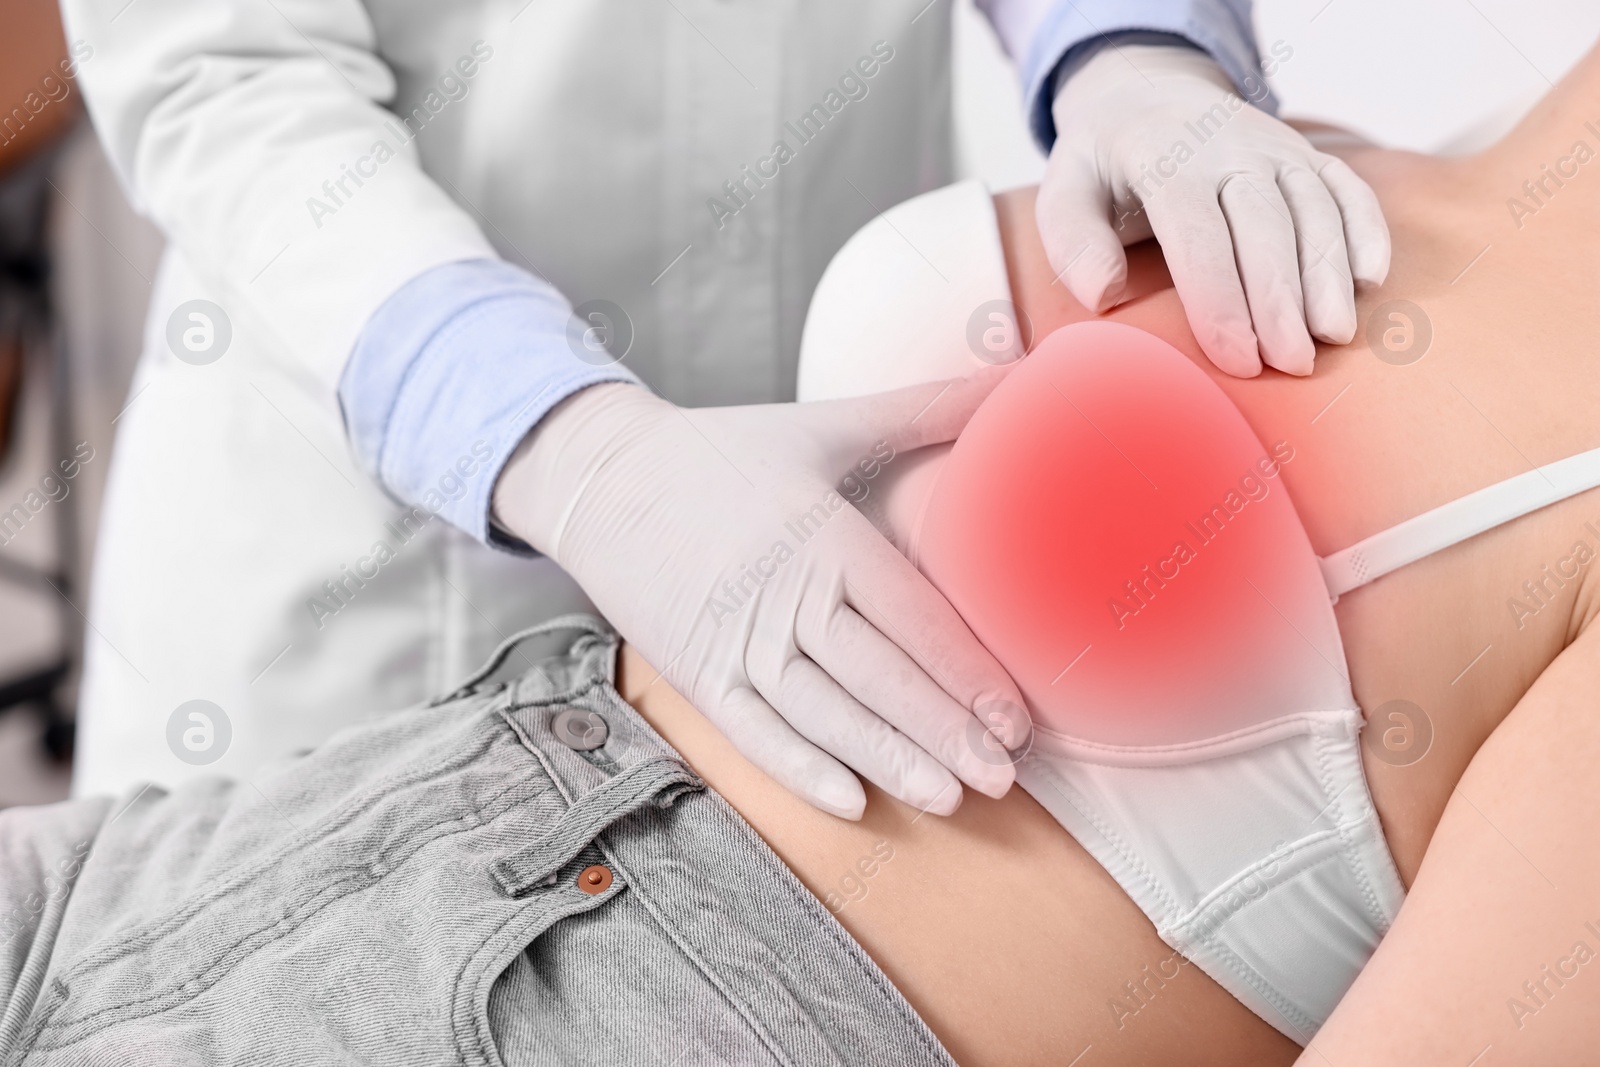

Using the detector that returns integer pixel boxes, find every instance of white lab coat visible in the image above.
[62,0,1050,795]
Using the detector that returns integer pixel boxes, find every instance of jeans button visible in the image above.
[552,708,608,751]
[577,864,613,894]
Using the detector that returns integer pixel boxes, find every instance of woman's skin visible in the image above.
[620,44,1600,1067]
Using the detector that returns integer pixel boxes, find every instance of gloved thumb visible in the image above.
[1036,157,1131,314]
[794,364,1013,474]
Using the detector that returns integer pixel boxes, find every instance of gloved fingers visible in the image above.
[708,685,868,820]
[796,596,1016,799]
[763,651,964,816]
[1035,155,1131,313]
[1142,189,1262,377]
[1315,155,1391,288]
[1278,165,1357,346]
[799,363,1013,468]
[1113,205,1155,246]
[1217,173,1315,376]
[836,514,1032,761]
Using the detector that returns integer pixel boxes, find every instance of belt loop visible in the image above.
[429,614,615,707]
[489,755,704,896]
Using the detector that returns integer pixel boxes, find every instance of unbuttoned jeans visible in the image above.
[0,616,952,1067]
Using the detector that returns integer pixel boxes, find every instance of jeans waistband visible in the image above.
[11,615,951,1067]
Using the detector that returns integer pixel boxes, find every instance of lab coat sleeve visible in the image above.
[340,259,642,548]
[975,0,1276,150]
[58,0,500,396]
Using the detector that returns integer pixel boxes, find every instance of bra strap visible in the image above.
[1320,446,1600,599]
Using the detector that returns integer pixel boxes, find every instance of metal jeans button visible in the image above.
[552,708,608,751]
[578,864,613,895]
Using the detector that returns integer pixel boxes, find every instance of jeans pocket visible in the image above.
[455,852,631,1067]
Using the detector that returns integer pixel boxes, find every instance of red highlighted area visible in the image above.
[918,322,1350,747]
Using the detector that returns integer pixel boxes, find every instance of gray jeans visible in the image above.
[0,616,953,1066]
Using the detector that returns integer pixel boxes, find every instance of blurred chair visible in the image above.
[0,0,160,795]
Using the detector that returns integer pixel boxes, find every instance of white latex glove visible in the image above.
[1038,43,1391,377]
[493,377,1031,820]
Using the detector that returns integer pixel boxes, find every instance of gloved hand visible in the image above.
[1038,43,1391,377]
[492,376,1031,820]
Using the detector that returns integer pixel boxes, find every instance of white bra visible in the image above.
[1004,419,1600,1042]
[796,180,1600,1043]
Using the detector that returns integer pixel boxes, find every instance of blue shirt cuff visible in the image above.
[1021,0,1277,151]
[340,258,643,550]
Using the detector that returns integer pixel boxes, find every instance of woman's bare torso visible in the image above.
[618,51,1600,1067]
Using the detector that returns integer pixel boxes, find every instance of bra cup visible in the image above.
[918,321,1356,748]
[796,179,1010,403]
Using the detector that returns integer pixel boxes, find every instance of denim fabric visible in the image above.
[0,616,952,1066]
